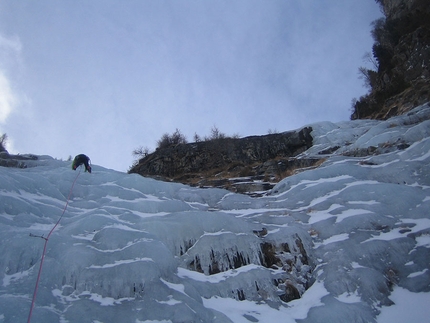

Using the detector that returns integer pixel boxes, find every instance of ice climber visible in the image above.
[72,154,92,173]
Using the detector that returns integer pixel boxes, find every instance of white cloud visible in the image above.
[0,34,22,124]
[0,33,22,52]
[0,34,22,70]
[0,72,15,123]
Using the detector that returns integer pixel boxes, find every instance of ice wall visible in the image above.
[0,103,429,323]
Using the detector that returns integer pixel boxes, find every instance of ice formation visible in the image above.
[1,103,429,322]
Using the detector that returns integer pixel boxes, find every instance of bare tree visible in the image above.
[0,133,8,152]
[132,146,150,158]
[358,67,378,90]
[363,52,379,71]
[193,132,201,142]
[209,125,226,140]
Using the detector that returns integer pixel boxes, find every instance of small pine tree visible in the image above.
[157,133,171,149]
[157,128,187,149]
[210,125,225,140]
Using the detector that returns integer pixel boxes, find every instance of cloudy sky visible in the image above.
[0,0,382,172]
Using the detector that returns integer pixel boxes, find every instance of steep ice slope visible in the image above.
[0,103,429,323]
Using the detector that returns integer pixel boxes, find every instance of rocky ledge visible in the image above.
[129,127,317,195]
[0,151,38,168]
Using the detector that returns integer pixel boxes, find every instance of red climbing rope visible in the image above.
[27,167,82,323]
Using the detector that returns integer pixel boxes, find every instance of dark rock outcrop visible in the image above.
[0,151,38,168]
[351,0,430,120]
[129,127,316,194]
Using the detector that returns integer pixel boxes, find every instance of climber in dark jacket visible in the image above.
[72,154,91,173]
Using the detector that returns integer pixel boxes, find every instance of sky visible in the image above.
[0,0,383,172]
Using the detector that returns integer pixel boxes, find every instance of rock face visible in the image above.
[129,127,316,194]
[0,151,38,168]
[351,0,430,119]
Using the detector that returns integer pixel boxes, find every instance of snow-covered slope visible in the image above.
[1,104,429,323]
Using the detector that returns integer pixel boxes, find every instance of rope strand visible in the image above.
[27,167,82,323]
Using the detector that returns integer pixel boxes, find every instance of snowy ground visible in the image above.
[1,103,429,322]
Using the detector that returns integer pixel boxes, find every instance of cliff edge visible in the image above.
[351,0,430,119]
